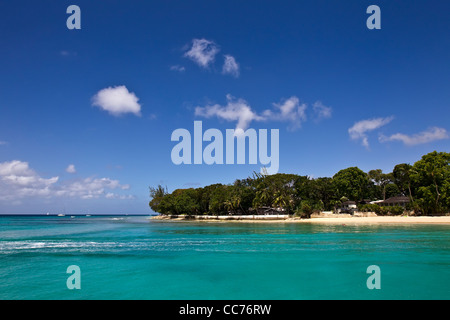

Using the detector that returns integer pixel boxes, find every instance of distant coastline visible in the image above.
[149,151,450,220]
[151,214,450,225]
[0,213,154,217]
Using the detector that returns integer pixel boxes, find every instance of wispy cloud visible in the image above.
[0,160,133,201]
[92,85,141,117]
[105,192,134,200]
[56,177,130,200]
[379,127,449,146]
[183,38,220,69]
[170,65,186,72]
[0,141,7,146]
[313,101,332,121]
[183,182,202,187]
[222,55,240,78]
[348,116,394,148]
[182,39,241,78]
[195,95,307,134]
[60,50,77,57]
[263,96,307,131]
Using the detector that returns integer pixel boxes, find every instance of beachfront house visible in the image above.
[337,201,357,214]
[378,196,411,208]
[250,206,286,215]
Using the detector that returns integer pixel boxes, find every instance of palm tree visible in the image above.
[255,188,271,207]
[273,191,289,210]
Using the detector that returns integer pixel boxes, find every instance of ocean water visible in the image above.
[0,215,449,300]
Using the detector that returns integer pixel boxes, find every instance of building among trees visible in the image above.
[378,196,410,208]
[149,151,450,217]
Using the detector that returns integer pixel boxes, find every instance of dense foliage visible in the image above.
[149,151,450,216]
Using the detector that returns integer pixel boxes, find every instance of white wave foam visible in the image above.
[0,238,232,254]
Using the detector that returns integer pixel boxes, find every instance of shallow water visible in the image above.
[0,216,449,299]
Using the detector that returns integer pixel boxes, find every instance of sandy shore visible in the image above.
[151,215,450,225]
[291,216,450,225]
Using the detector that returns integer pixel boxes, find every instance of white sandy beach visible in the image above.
[151,214,450,225]
[292,216,450,225]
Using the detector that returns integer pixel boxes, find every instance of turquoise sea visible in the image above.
[0,215,449,300]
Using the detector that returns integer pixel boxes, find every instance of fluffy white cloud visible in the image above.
[184,38,220,68]
[222,55,240,77]
[195,95,307,134]
[0,160,132,201]
[92,85,141,117]
[66,164,76,174]
[348,116,394,148]
[195,94,264,134]
[0,161,59,201]
[379,127,449,146]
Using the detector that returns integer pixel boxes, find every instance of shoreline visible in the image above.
[151,214,450,225]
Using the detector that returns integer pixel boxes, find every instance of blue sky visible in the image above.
[0,0,449,214]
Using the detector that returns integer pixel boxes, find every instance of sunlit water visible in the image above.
[0,216,449,299]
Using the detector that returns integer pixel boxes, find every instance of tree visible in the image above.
[252,173,298,213]
[410,151,450,214]
[309,177,337,210]
[230,180,255,214]
[224,187,243,214]
[273,190,290,209]
[393,163,414,201]
[171,188,200,215]
[149,151,450,217]
[209,185,229,215]
[368,169,393,200]
[385,183,400,199]
[157,193,175,215]
[299,201,313,219]
[293,175,312,204]
[149,185,168,212]
[197,184,224,214]
[333,167,369,201]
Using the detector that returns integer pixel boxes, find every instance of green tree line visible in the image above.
[149,151,450,217]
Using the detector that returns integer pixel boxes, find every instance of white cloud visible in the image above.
[313,101,332,121]
[348,116,394,148]
[66,164,76,174]
[195,94,264,134]
[263,96,307,131]
[92,85,141,117]
[183,38,220,68]
[0,141,7,146]
[170,65,186,72]
[105,192,134,200]
[55,177,130,200]
[60,50,77,57]
[195,95,307,133]
[379,127,449,146]
[0,160,132,201]
[222,55,240,77]
[0,161,59,201]
[182,39,242,78]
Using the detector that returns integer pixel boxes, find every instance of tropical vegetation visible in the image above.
[149,151,450,217]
